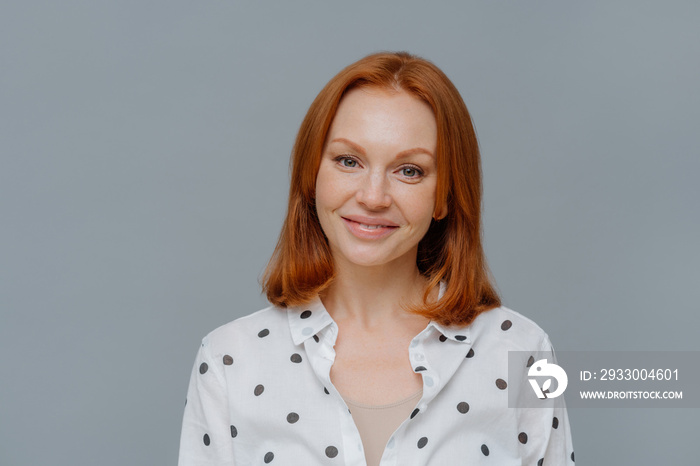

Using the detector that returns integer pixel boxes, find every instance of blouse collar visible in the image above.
[287,281,471,345]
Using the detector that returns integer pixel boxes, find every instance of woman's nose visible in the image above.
[356,172,392,210]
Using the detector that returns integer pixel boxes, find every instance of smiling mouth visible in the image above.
[341,217,399,239]
[342,217,398,229]
[357,223,390,229]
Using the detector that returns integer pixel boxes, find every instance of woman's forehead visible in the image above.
[326,87,437,153]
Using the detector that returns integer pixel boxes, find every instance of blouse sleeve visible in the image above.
[518,335,576,465]
[178,335,235,466]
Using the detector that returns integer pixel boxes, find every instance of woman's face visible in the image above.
[315,87,440,271]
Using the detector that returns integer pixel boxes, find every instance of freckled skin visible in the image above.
[315,87,440,271]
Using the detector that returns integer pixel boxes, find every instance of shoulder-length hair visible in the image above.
[262,51,500,327]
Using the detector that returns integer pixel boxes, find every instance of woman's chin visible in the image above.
[335,249,413,271]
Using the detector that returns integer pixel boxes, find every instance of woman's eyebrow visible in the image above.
[329,138,366,156]
[394,147,434,160]
[329,137,434,159]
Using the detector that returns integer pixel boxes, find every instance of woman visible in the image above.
[179,52,574,465]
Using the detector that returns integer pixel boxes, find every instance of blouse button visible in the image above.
[414,353,425,361]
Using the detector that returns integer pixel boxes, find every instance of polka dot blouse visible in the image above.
[178,290,574,465]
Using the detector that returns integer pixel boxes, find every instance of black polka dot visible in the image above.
[415,366,427,372]
[325,446,338,458]
[410,408,419,419]
[501,320,512,330]
[264,452,274,463]
[527,355,535,367]
[466,348,475,358]
[481,444,489,456]
[552,417,559,429]
[496,378,508,389]
[538,458,544,466]
[230,425,237,438]
[258,329,270,338]
[457,402,470,413]
[203,433,210,446]
[323,387,330,395]
[287,412,299,424]
[254,384,265,396]
[571,451,575,462]
[439,334,447,342]
[417,437,428,449]
[290,353,302,363]
[455,335,467,341]
[199,363,208,374]
[300,310,312,319]
[223,355,233,365]
[518,432,528,444]
[313,334,319,343]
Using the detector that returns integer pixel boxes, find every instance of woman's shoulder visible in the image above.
[199,304,292,353]
[465,305,554,351]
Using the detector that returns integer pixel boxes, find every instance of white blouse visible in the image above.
[178,289,575,465]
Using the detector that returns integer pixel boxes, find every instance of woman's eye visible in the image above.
[333,156,359,168]
[401,166,423,178]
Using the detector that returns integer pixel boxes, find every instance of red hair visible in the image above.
[262,51,500,326]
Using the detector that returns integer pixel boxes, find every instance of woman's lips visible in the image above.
[341,217,399,239]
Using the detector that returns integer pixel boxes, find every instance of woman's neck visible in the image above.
[319,256,435,329]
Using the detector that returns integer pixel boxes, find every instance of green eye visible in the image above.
[401,166,422,178]
[341,158,357,167]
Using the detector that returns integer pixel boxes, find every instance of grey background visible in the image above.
[1,0,698,464]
